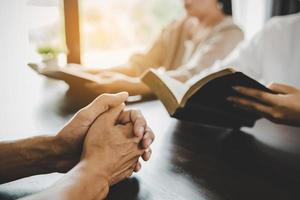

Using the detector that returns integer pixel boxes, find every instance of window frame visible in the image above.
[63,0,81,64]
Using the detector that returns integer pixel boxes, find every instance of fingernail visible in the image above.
[144,138,152,147]
[138,127,144,136]
[146,150,151,158]
[145,148,152,156]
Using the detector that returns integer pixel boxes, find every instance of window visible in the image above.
[27,0,66,64]
[80,0,185,68]
[28,0,273,67]
[233,0,272,39]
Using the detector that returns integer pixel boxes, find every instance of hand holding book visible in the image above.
[227,83,300,127]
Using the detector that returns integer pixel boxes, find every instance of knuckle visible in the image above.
[130,109,142,120]
[93,94,111,109]
[100,93,111,98]
[136,118,146,127]
[131,109,140,114]
[99,93,113,102]
[98,93,112,103]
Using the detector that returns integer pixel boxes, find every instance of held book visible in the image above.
[141,68,274,128]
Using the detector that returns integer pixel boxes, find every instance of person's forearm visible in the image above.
[111,78,153,96]
[85,64,137,77]
[128,80,153,96]
[19,160,109,200]
[108,64,138,77]
[0,136,78,183]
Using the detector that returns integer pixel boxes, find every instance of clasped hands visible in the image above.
[55,91,154,186]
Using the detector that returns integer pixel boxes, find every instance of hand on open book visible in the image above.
[83,71,152,96]
[227,83,300,127]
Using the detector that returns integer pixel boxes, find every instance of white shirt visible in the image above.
[189,13,300,154]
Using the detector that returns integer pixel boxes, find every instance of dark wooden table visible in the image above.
[0,62,300,200]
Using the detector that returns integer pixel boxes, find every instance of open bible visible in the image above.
[28,62,106,106]
[28,63,99,86]
[141,68,274,128]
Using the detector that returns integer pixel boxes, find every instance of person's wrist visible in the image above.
[81,149,113,182]
[75,159,110,198]
[82,154,112,183]
[49,135,81,173]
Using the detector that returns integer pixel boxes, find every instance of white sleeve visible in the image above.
[222,33,264,80]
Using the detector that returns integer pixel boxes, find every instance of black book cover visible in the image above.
[173,72,274,128]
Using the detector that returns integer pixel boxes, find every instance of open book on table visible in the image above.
[28,63,100,86]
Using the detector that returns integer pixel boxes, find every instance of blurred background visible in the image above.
[26,0,272,68]
[0,0,297,139]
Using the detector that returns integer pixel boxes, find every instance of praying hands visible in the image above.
[0,92,155,200]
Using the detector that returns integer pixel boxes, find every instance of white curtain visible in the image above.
[232,0,273,39]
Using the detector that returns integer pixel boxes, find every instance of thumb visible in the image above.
[268,83,297,94]
[102,103,126,125]
[76,92,128,126]
[91,92,128,110]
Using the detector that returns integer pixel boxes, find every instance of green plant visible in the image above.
[37,46,64,58]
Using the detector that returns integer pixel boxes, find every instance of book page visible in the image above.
[43,67,100,83]
[154,72,189,103]
[141,69,189,115]
[181,68,235,106]
[28,62,100,83]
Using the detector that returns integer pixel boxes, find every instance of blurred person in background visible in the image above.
[80,0,243,96]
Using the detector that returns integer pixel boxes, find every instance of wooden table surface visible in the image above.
[0,64,300,200]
